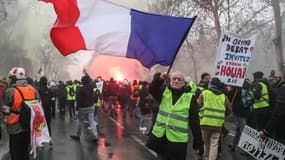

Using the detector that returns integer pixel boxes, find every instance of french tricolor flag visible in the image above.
[42,0,196,68]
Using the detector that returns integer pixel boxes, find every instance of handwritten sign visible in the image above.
[238,125,285,160]
[214,32,257,87]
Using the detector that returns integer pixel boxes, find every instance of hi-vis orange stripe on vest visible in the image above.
[6,85,36,125]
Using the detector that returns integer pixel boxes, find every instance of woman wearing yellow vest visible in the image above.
[197,77,231,160]
[146,71,204,160]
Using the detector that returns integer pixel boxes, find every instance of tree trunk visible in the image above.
[186,40,198,82]
[212,0,221,40]
[272,0,285,79]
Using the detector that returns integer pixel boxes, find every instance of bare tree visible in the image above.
[271,0,285,78]
[0,1,7,22]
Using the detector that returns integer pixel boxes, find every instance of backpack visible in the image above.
[69,86,75,96]
[241,88,254,108]
[15,87,47,131]
[14,87,32,130]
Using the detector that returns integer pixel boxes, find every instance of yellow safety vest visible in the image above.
[93,88,101,108]
[66,85,76,101]
[188,81,197,94]
[253,82,269,109]
[200,90,226,127]
[152,87,192,142]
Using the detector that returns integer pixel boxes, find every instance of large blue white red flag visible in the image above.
[41,0,196,68]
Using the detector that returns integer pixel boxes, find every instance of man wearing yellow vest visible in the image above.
[252,71,273,131]
[146,71,204,160]
[196,73,211,97]
[66,80,77,119]
[1,67,40,160]
[197,77,231,160]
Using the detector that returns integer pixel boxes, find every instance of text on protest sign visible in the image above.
[214,32,257,87]
[238,125,285,160]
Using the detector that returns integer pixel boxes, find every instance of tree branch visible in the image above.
[192,0,211,11]
[236,5,270,34]
[242,19,273,35]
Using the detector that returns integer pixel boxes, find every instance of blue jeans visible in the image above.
[232,116,246,147]
[94,107,99,123]
[75,107,98,138]
[139,113,151,129]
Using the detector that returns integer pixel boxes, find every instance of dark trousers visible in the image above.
[67,100,76,118]
[46,115,52,136]
[58,99,66,114]
[51,100,56,117]
[9,131,30,160]
[253,108,271,131]
[146,134,187,160]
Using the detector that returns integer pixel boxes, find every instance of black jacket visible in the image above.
[229,87,249,117]
[149,77,204,152]
[76,84,95,108]
[264,81,285,136]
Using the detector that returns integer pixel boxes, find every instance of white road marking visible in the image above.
[109,117,125,129]
[131,135,158,158]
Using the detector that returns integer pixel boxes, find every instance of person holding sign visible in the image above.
[197,77,231,160]
[252,71,273,131]
[260,80,285,144]
[228,80,254,152]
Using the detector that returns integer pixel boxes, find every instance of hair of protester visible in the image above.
[170,71,185,81]
[201,72,210,80]
[253,71,264,79]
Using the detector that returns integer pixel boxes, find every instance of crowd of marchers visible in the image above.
[0,67,284,160]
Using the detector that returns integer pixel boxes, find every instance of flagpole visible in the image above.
[166,16,197,75]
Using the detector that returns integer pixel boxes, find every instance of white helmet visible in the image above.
[8,67,27,79]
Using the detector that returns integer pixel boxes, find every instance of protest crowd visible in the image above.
[0,1,284,160]
[0,65,284,160]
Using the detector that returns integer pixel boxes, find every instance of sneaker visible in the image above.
[70,135,80,140]
[139,127,147,131]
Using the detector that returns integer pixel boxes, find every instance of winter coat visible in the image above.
[148,76,204,152]
[264,81,285,136]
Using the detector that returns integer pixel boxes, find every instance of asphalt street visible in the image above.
[0,108,254,160]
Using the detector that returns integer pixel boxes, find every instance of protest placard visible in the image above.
[238,125,285,160]
[214,32,257,87]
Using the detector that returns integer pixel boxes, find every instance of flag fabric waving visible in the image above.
[42,0,196,68]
